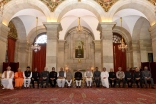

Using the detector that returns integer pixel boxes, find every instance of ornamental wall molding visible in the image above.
[94,0,118,12]
[148,0,156,5]
[0,0,11,5]
[40,0,64,12]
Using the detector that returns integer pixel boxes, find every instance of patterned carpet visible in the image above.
[0,87,156,104]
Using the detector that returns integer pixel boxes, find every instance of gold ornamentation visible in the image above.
[148,0,156,5]
[40,0,64,12]
[0,0,11,5]
[78,58,81,63]
[94,0,118,12]
[8,21,18,39]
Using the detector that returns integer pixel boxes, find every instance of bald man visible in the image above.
[1,66,14,90]
[116,67,125,88]
[142,66,155,89]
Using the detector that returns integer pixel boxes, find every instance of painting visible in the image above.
[75,40,84,58]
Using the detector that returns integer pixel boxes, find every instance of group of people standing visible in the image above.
[1,66,155,90]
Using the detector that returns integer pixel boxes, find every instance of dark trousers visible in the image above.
[144,78,154,87]
[117,78,125,87]
[41,78,49,87]
[94,78,100,87]
[135,79,143,88]
[49,79,57,87]
[31,78,40,88]
[109,79,116,87]
[126,78,133,87]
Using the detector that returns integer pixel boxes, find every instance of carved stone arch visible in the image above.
[27,26,46,45]
[113,26,132,44]
[2,0,51,26]
[54,0,105,22]
[108,0,156,25]
[11,17,26,41]
[64,27,95,40]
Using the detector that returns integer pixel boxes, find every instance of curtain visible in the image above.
[32,44,46,72]
[113,43,126,72]
[3,62,19,72]
[8,37,16,62]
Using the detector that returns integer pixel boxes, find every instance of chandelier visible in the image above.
[31,17,41,52]
[76,17,83,32]
[118,17,127,52]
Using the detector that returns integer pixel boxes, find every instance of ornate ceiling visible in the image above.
[148,0,156,5]
[0,0,155,13]
[0,0,11,5]
[40,0,64,12]
[94,0,118,12]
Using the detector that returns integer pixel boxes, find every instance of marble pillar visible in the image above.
[14,40,29,71]
[44,22,62,71]
[93,40,102,70]
[58,40,65,70]
[97,22,116,71]
[149,24,156,62]
[140,40,152,62]
[0,21,9,72]
[131,40,141,68]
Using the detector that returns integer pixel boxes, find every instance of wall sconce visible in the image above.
[91,67,94,71]
[65,65,68,70]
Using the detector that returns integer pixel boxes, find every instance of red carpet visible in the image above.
[0,87,156,104]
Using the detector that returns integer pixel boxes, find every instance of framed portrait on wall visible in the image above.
[75,40,84,58]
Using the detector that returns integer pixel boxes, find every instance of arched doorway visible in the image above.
[32,33,47,72]
[113,33,127,72]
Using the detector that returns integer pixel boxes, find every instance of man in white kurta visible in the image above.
[23,66,32,88]
[1,66,14,90]
[101,67,109,88]
[57,67,66,88]
[84,68,93,88]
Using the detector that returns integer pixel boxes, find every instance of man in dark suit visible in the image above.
[74,69,82,88]
[31,68,40,88]
[93,67,101,87]
[109,68,116,87]
[49,67,57,87]
[40,67,49,88]
[125,68,133,88]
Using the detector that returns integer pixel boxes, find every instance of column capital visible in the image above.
[43,22,62,32]
[97,22,116,40]
[97,22,116,31]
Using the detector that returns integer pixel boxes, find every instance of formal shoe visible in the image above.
[152,87,155,89]
[79,86,81,88]
[90,86,92,88]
